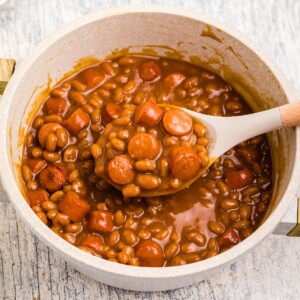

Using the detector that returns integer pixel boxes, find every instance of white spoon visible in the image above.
[172,101,300,160]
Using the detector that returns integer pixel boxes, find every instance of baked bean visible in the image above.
[31,147,43,158]
[108,230,120,247]
[138,229,151,239]
[122,229,138,245]
[70,80,87,92]
[122,184,140,197]
[242,186,260,196]
[100,62,115,75]
[47,209,58,220]
[63,145,78,162]
[63,233,76,245]
[65,223,82,234]
[90,144,102,159]
[135,240,164,267]
[136,174,161,190]
[208,221,225,235]
[239,204,252,219]
[114,210,125,226]
[42,151,60,163]
[44,114,63,124]
[220,198,239,210]
[124,217,135,228]
[193,123,207,137]
[22,165,33,182]
[56,213,70,226]
[232,220,250,230]
[225,101,244,113]
[156,228,169,240]
[198,99,209,110]
[241,227,254,239]
[168,146,200,181]
[89,108,100,124]
[164,242,179,260]
[172,254,200,266]
[159,159,169,177]
[187,231,206,247]
[257,202,267,213]
[42,200,57,212]
[32,117,44,129]
[68,90,86,105]
[36,211,48,224]
[112,116,131,126]
[26,180,38,191]
[111,138,126,152]
[170,178,182,189]
[229,210,240,221]
[113,87,124,103]
[45,133,57,152]
[90,123,104,133]
[207,238,219,251]
[128,133,161,160]
[164,73,186,88]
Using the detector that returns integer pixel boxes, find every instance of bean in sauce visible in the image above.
[21,55,273,267]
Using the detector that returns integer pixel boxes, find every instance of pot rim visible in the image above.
[0,4,299,280]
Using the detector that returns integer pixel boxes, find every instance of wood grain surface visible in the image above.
[0,0,300,299]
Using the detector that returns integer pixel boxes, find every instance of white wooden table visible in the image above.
[1,0,300,299]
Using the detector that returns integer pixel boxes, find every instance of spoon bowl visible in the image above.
[95,101,300,197]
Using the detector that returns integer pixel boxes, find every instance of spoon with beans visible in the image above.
[94,100,300,197]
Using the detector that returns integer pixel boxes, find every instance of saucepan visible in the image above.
[0,5,299,291]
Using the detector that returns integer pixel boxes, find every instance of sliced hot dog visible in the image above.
[128,133,161,160]
[134,101,163,127]
[58,191,91,222]
[106,154,135,185]
[28,188,49,207]
[135,240,164,267]
[39,163,68,192]
[218,228,240,247]
[163,109,192,136]
[28,158,47,174]
[168,146,201,181]
[138,61,161,82]
[87,210,113,232]
[80,234,105,255]
[78,67,105,90]
[101,103,123,125]
[64,108,90,135]
[45,97,67,115]
[225,167,254,189]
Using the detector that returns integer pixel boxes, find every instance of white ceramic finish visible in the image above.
[0,5,299,291]
[182,106,283,158]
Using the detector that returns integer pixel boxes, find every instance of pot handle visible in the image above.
[273,197,300,236]
[0,58,15,202]
[0,58,15,96]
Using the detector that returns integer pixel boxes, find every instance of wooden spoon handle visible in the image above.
[280,101,300,127]
[0,59,16,95]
